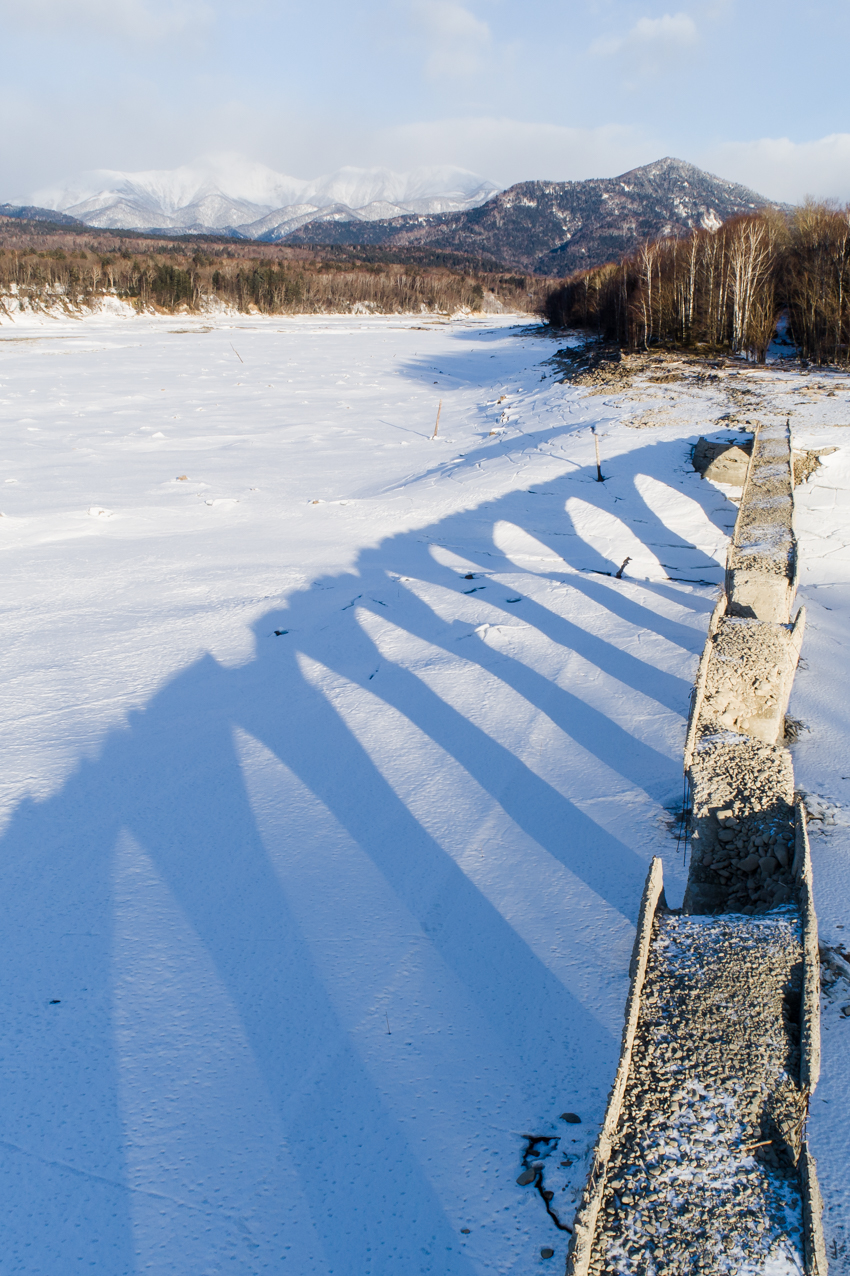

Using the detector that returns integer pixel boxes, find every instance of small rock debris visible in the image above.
[588,910,806,1275]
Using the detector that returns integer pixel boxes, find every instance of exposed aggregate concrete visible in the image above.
[792,448,838,486]
[685,734,797,915]
[591,911,806,1276]
[692,436,752,485]
[727,424,797,620]
[700,615,804,746]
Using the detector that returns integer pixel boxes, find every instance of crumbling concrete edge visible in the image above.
[565,858,665,1276]
[734,422,760,550]
[794,800,827,1275]
[725,419,798,623]
[801,1143,828,1276]
[792,604,807,655]
[682,593,727,772]
[723,423,757,601]
[796,800,821,1092]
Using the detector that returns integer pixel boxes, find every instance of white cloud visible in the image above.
[701,134,850,204]
[591,11,698,64]
[410,1,491,78]
[0,0,210,44]
[0,98,662,200]
[375,116,660,187]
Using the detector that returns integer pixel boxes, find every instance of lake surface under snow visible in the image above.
[0,310,847,1274]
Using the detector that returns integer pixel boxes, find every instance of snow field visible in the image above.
[0,311,843,1274]
[785,403,850,1274]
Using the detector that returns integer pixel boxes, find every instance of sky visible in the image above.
[1,0,848,203]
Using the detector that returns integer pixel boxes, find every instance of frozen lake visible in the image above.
[0,311,846,1273]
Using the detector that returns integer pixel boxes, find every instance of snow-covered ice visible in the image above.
[0,311,845,1273]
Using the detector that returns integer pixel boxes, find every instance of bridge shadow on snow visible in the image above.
[0,433,737,1272]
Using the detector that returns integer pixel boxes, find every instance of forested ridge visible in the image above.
[544,203,850,365]
[0,222,550,317]
[7,198,850,355]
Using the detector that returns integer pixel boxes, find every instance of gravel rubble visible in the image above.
[591,910,806,1276]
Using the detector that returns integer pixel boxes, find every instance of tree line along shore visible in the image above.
[545,202,850,366]
[3,203,850,366]
[0,222,550,317]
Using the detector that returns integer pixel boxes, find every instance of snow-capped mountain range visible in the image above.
[32,156,499,239]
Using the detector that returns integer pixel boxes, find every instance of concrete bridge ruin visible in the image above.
[566,421,827,1276]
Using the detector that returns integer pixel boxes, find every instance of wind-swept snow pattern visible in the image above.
[0,312,847,1273]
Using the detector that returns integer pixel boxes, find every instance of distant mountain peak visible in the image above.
[631,156,697,174]
[283,159,779,276]
[614,156,766,199]
[12,156,781,278]
[31,158,500,235]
